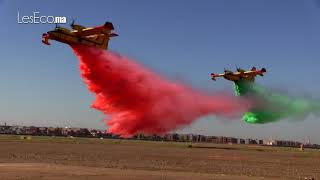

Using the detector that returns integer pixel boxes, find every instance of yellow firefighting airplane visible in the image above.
[211,67,266,82]
[42,21,118,49]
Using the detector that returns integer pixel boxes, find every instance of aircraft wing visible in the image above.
[76,22,117,37]
[242,68,266,76]
[76,27,119,38]
[75,28,102,36]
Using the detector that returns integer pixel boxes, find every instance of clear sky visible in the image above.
[0,0,320,143]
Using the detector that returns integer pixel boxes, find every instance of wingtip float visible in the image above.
[42,21,118,49]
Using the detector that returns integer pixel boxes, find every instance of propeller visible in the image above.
[223,68,233,74]
[236,66,245,73]
[70,19,75,27]
[224,68,231,73]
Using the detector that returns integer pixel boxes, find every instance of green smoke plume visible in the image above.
[234,80,319,124]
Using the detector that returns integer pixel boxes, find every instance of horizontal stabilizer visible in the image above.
[110,33,119,37]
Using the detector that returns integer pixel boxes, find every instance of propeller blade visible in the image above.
[55,23,60,29]
[71,19,75,26]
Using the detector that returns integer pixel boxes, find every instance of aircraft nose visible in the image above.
[42,33,48,37]
[46,31,55,38]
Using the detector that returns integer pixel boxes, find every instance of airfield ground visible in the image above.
[0,135,319,180]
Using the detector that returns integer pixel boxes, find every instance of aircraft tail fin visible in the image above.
[104,22,115,30]
[211,73,216,81]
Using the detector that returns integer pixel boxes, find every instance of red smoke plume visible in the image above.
[72,45,250,137]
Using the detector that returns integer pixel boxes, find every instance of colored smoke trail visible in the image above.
[234,80,320,124]
[71,45,250,137]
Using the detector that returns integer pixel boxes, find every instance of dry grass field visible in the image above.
[0,135,319,180]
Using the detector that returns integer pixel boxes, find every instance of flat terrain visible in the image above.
[0,135,319,180]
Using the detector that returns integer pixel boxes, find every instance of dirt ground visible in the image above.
[0,136,319,180]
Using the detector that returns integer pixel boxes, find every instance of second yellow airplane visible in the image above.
[211,67,266,82]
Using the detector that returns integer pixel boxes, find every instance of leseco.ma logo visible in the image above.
[17,11,67,24]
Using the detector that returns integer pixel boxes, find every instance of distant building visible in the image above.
[0,123,318,149]
[245,138,258,144]
[238,138,245,144]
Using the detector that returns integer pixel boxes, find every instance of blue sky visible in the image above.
[0,0,320,143]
